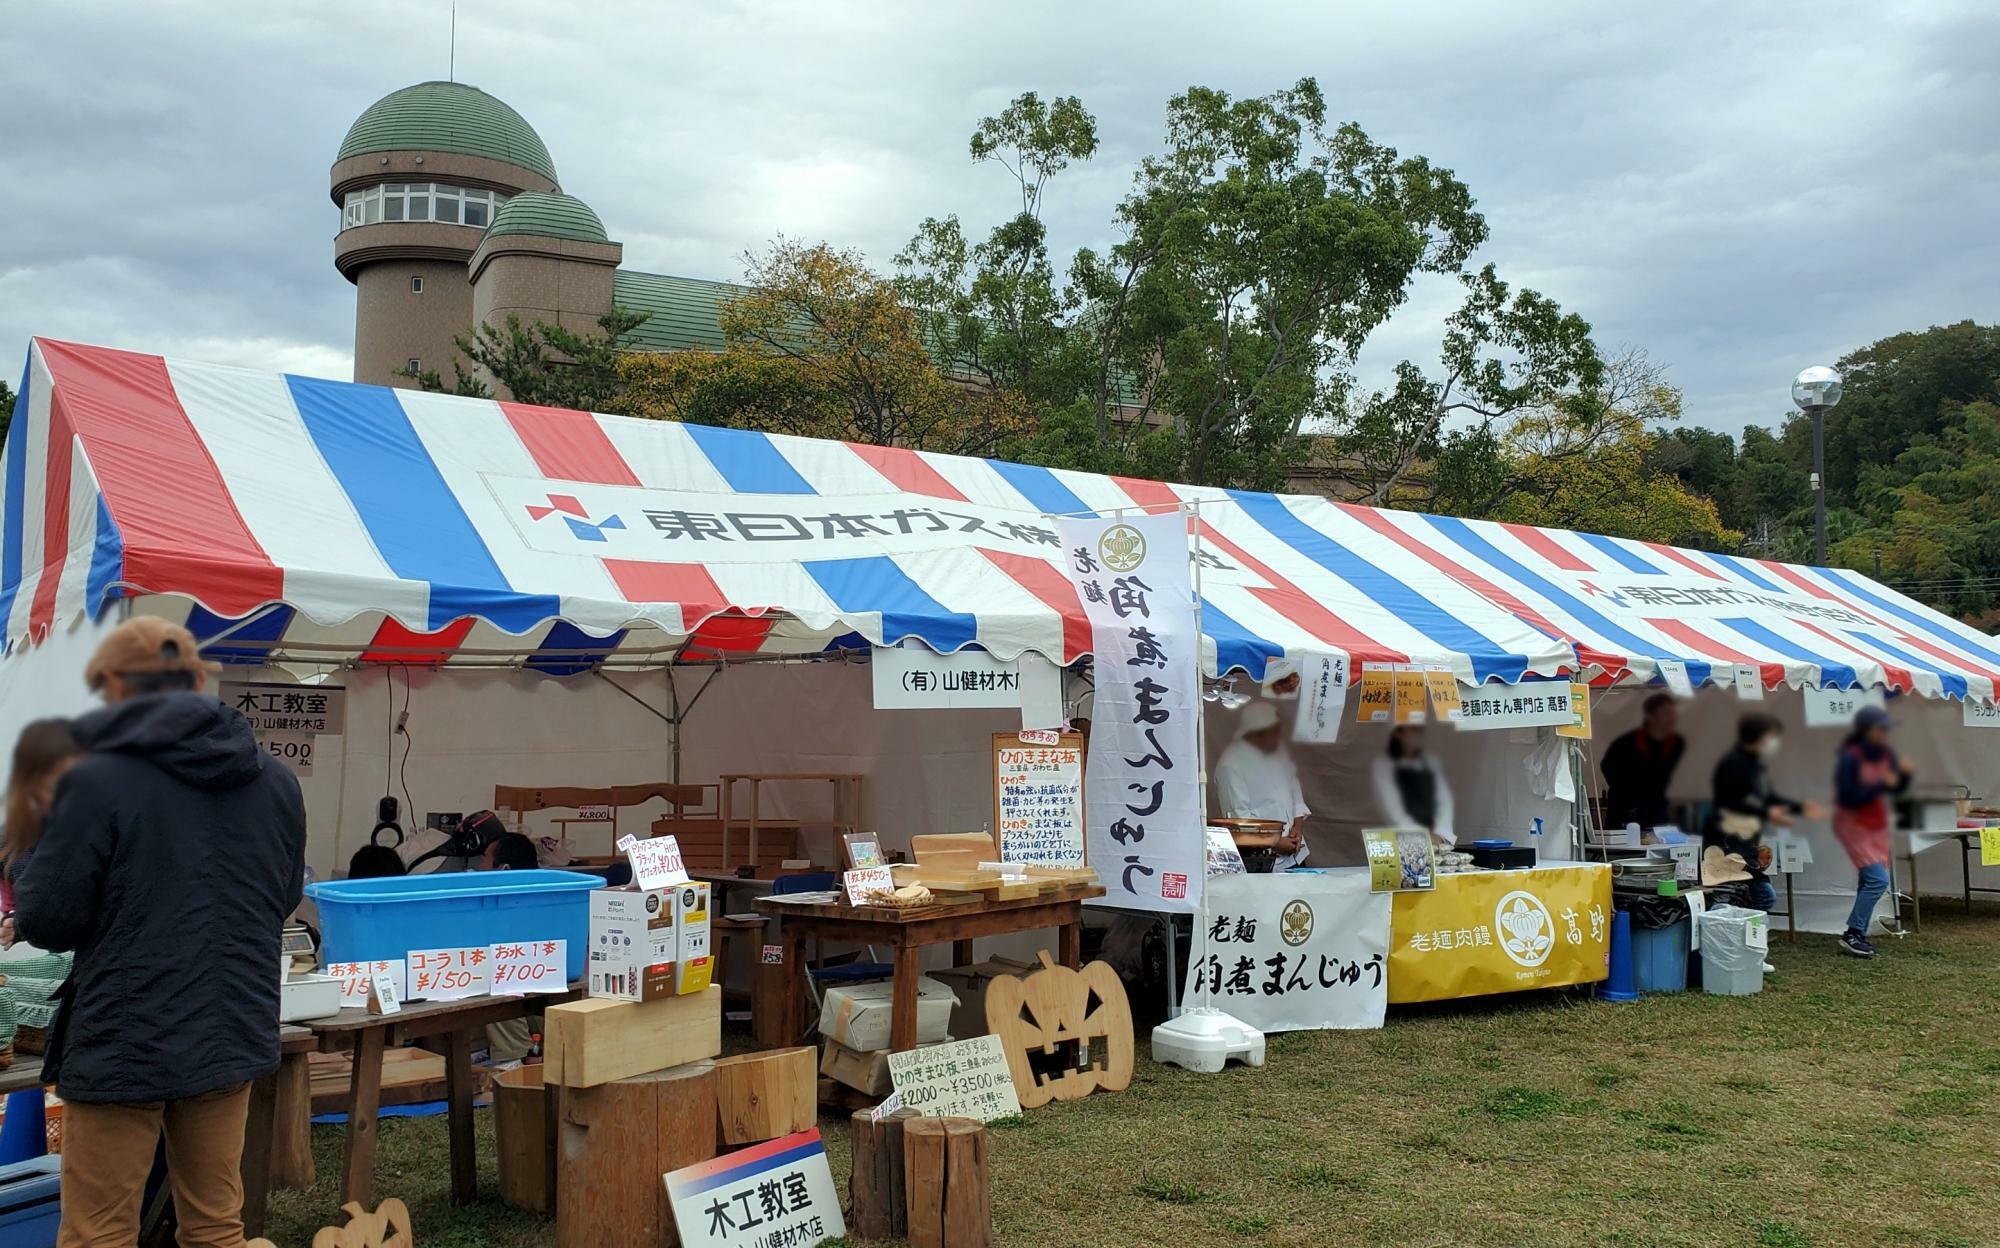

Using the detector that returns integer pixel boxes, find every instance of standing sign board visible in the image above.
[1057,512,1202,913]
[665,1129,845,1248]
[885,1035,1023,1121]
[220,680,345,778]
[1185,872,1390,1031]
[991,732,1086,867]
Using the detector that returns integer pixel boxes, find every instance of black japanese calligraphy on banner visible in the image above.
[1184,872,1391,1032]
[1057,511,1203,913]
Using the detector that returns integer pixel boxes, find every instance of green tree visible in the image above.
[0,379,13,447]
[406,308,648,410]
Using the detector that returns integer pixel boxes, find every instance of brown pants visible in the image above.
[57,1083,250,1248]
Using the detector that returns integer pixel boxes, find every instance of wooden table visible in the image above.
[302,988,578,1209]
[754,885,1103,1051]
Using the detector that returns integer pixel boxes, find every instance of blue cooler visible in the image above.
[306,870,603,979]
[1629,918,1690,992]
[0,1156,62,1248]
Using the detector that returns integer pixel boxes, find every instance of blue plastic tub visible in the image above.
[307,870,602,979]
[1630,918,1690,993]
[0,1156,62,1248]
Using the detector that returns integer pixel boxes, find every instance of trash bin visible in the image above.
[1630,919,1690,993]
[492,1064,547,1213]
[1698,905,1768,996]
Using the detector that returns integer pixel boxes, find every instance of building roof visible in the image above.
[487,192,609,244]
[613,270,738,353]
[339,82,558,184]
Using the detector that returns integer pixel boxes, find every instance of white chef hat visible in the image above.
[1238,701,1281,735]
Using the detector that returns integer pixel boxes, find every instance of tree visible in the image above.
[0,379,13,447]
[406,308,648,410]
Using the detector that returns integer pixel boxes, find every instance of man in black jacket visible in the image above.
[15,617,305,1248]
[1599,693,1686,830]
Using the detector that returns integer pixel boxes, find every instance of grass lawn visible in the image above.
[266,906,2000,1248]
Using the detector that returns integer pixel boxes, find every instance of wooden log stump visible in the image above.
[904,1116,991,1248]
[557,1060,716,1248]
[847,1107,918,1241]
[711,1046,816,1146]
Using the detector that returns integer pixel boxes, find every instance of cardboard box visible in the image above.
[673,881,713,995]
[819,1039,894,1097]
[818,976,957,1051]
[928,957,1033,1039]
[589,882,714,1001]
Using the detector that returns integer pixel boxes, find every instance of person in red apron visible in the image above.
[1831,705,1911,958]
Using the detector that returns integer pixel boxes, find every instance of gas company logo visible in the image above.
[525,493,628,544]
[1576,580,1630,608]
[1494,891,1555,967]
[1280,899,1314,946]
[1097,523,1147,573]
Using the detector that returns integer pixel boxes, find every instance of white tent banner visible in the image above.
[1294,652,1349,744]
[871,645,1023,709]
[1452,682,1578,732]
[1802,685,1886,727]
[1059,511,1202,912]
[1185,871,1390,1031]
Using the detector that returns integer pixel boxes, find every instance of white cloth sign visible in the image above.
[1060,512,1202,912]
[1451,682,1577,731]
[1184,872,1391,1031]
[665,1128,845,1248]
[1803,685,1886,727]
[1294,652,1348,743]
[886,1035,1024,1122]
[872,645,1027,709]
[491,939,567,994]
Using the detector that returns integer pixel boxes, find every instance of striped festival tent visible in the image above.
[5,338,1999,701]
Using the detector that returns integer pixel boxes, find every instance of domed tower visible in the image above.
[331,82,560,387]
[468,192,623,368]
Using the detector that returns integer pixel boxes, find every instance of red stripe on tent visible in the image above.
[361,617,475,666]
[1644,542,1726,581]
[500,402,642,486]
[1645,618,1783,689]
[1794,620,1912,693]
[27,391,73,640]
[1885,630,2000,692]
[849,444,969,501]
[1759,559,1837,601]
[1107,476,1185,515]
[34,340,281,615]
[980,550,1090,662]
[1500,522,1594,572]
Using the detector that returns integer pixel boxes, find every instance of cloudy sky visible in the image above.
[2,1,1994,436]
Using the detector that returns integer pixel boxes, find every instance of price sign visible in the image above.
[1423,668,1463,721]
[843,866,895,906]
[259,732,315,777]
[1393,666,1429,724]
[575,804,613,821]
[408,947,490,1000]
[991,732,1085,867]
[491,939,567,994]
[886,1035,1023,1122]
[327,959,405,1007]
[618,834,690,889]
[1353,665,1393,723]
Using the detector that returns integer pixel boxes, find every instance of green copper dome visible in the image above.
[485,192,608,243]
[338,82,557,184]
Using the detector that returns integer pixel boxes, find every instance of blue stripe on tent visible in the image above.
[1707,553,1786,594]
[1819,567,2000,672]
[683,425,814,495]
[821,631,869,653]
[1856,632,1968,700]
[526,620,627,676]
[286,375,558,633]
[1719,617,1857,688]
[1419,513,1712,686]
[803,556,978,653]
[1229,492,1529,684]
[0,359,32,641]
[85,495,124,617]
[1578,533,1662,575]
[186,602,294,663]
[1200,598,1283,679]
[985,460,1094,518]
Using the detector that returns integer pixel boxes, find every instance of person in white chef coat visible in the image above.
[1213,701,1311,871]
[1372,723,1457,847]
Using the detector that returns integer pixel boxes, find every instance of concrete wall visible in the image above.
[352,258,474,388]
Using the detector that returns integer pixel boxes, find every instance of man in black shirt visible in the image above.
[1600,693,1686,830]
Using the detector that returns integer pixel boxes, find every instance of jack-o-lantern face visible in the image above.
[985,953,1134,1109]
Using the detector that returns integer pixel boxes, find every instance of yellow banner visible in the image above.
[1354,667,1393,723]
[1393,668,1429,724]
[1556,681,1592,739]
[1424,669,1464,721]
[1388,865,1612,1003]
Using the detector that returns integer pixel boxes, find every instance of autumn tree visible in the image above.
[406,308,648,410]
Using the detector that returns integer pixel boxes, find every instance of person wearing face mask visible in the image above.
[1830,705,1911,959]
[1704,712,1824,914]
[1372,724,1456,847]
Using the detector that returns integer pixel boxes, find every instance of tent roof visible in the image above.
[7,338,1999,699]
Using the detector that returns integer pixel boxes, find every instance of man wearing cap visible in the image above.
[1212,701,1311,871]
[14,617,306,1248]
[1831,705,1911,958]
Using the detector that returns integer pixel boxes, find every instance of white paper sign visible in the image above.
[408,947,490,1000]
[1745,912,1770,952]
[575,804,613,821]
[993,737,1086,867]
[1668,843,1699,884]
[1774,832,1813,874]
[1803,684,1886,727]
[1734,663,1765,701]
[1657,659,1695,699]
[870,1090,905,1122]
[842,866,895,905]
[368,973,402,1015]
[886,1035,1023,1122]
[490,939,567,994]
[619,834,690,889]
[1294,652,1349,744]
[1059,512,1203,913]
[1184,872,1391,1031]
[665,1128,844,1248]
[1451,682,1577,732]
[327,959,406,1007]
[1019,651,1065,730]
[1204,827,1246,876]
[1686,890,1706,952]
[1964,699,2000,728]
[872,645,1026,709]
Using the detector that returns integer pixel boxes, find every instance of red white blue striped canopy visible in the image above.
[7,338,1999,698]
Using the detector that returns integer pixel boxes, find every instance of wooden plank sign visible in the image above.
[990,732,1085,868]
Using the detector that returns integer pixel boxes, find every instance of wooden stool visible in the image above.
[904,1117,991,1248]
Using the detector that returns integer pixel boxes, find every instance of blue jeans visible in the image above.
[1741,874,1777,913]
[1849,862,1890,935]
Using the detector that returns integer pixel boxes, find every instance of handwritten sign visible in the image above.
[491,939,567,994]
[1424,668,1463,722]
[408,947,490,1001]
[1017,728,1060,746]
[991,732,1086,867]
[575,804,613,821]
[1393,667,1429,724]
[328,959,406,1007]
[618,834,690,889]
[843,867,895,906]
[886,1035,1023,1122]
[1294,652,1348,743]
[666,1129,845,1248]
[1353,665,1393,723]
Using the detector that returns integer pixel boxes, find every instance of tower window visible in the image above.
[340,183,510,233]
[406,358,422,375]
[410,276,424,294]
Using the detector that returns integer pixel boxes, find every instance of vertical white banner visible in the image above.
[1058,511,1203,913]
[1294,652,1349,743]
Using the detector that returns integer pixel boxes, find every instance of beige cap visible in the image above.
[84,617,220,692]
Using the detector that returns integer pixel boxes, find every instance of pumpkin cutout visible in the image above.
[984,952,1134,1108]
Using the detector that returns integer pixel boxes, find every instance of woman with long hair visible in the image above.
[1,718,84,945]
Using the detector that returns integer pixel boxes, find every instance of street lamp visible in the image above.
[1791,365,1844,565]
